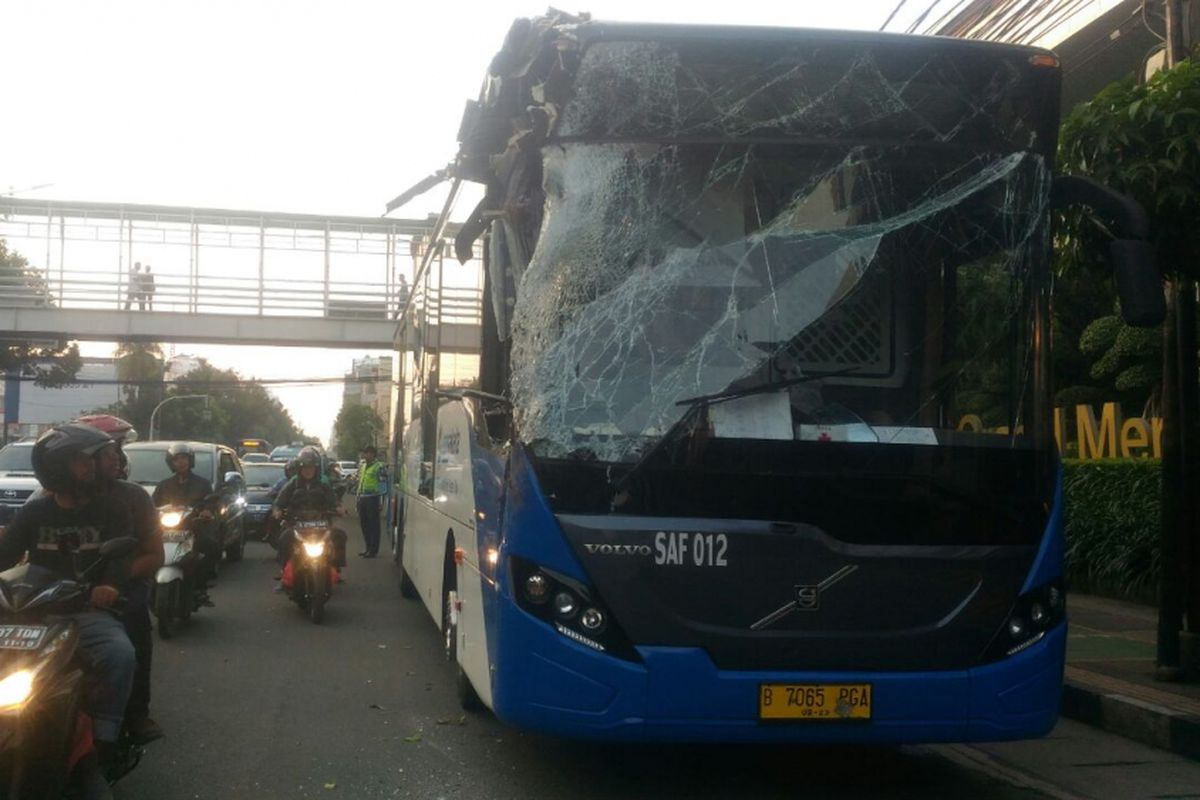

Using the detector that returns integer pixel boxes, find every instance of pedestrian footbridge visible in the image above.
[0,198,482,351]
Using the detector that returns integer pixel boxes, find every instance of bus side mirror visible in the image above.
[1051,175,1165,328]
[1110,239,1166,327]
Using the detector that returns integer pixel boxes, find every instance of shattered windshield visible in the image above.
[507,41,1052,464]
[512,145,1047,462]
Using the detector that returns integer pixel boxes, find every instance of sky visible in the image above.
[0,0,1117,441]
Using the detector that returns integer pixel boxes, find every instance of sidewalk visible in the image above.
[1062,593,1200,759]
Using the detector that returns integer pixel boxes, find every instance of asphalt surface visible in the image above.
[113,518,1194,800]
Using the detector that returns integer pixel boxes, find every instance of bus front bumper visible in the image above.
[490,599,1065,743]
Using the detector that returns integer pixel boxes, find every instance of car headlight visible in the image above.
[302,541,326,558]
[160,510,184,528]
[0,670,34,712]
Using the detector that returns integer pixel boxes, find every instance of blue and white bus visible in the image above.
[391,15,1161,743]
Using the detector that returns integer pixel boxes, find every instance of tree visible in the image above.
[0,238,82,386]
[1057,55,1200,672]
[117,360,307,447]
[332,403,383,460]
[110,341,165,437]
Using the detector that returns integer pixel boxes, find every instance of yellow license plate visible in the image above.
[758,683,872,721]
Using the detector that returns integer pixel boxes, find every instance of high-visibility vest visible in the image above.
[358,460,384,495]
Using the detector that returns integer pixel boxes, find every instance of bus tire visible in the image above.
[442,549,483,711]
[400,568,418,599]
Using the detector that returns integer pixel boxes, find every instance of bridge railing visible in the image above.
[0,267,483,325]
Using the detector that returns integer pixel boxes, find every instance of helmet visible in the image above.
[74,414,138,444]
[284,458,299,479]
[296,447,321,470]
[164,442,195,470]
[32,423,116,493]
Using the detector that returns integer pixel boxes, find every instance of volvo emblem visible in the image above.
[583,543,652,556]
[795,585,820,610]
[750,565,859,629]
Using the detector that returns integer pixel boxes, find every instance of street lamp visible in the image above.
[148,394,208,441]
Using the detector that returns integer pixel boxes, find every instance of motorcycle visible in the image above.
[0,536,145,797]
[151,495,217,639]
[280,513,338,624]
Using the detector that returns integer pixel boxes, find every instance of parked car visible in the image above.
[241,461,287,540]
[124,441,248,561]
[242,452,270,464]
[0,442,39,526]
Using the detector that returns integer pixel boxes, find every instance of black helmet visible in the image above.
[284,458,299,479]
[164,442,195,470]
[32,423,115,493]
[296,447,321,470]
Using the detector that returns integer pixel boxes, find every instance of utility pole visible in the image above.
[1158,0,1198,680]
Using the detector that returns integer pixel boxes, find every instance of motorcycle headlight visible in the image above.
[302,541,326,558]
[160,510,184,528]
[0,670,34,712]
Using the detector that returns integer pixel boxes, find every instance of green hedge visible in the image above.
[1063,459,1160,603]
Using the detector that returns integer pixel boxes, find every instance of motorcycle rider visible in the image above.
[264,458,298,549]
[0,425,140,782]
[271,447,347,574]
[152,443,218,603]
[73,414,165,744]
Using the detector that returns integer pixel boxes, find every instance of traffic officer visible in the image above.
[355,445,387,558]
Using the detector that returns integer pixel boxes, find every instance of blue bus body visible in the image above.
[392,16,1075,745]
[470,443,1065,742]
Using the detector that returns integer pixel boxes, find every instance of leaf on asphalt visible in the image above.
[377,644,388,649]
[403,734,422,743]
[324,782,336,790]
[369,703,383,710]
[436,717,452,725]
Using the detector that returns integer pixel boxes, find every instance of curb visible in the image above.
[1061,667,1200,760]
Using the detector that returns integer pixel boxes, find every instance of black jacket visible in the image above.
[273,476,336,518]
[153,472,213,508]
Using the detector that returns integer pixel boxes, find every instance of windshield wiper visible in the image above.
[674,366,861,407]
[611,367,860,507]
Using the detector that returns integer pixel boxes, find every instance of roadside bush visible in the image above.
[1062,459,1160,603]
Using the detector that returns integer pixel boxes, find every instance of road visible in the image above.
[117,519,1200,800]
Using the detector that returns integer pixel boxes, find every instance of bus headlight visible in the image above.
[580,608,606,633]
[553,591,577,620]
[0,670,34,711]
[302,541,326,558]
[524,573,550,604]
[983,579,1066,662]
[509,556,641,662]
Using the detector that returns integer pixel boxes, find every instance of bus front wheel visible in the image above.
[442,558,483,711]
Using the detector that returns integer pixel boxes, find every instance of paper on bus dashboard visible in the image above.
[709,393,793,440]
[798,425,939,444]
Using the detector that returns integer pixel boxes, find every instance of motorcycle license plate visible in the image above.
[0,625,48,651]
[296,520,327,529]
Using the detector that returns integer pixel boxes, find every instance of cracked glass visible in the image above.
[505,38,1053,464]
